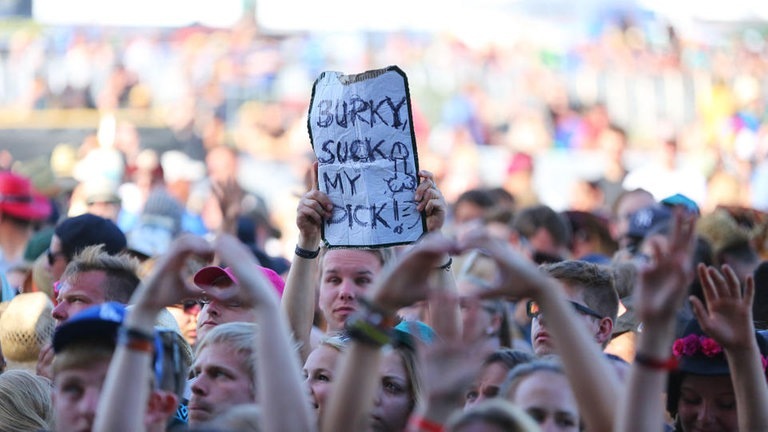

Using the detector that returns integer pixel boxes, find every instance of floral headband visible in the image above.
[672,334,768,371]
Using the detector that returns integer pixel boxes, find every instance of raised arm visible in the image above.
[212,177,244,236]
[615,212,696,432]
[460,229,622,432]
[94,235,213,432]
[691,264,768,431]
[215,234,317,432]
[281,162,332,361]
[321,234,458,432]
[415,169,461,340]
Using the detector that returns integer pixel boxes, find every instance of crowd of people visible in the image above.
[0,9,767,432]
[0,123,767,431]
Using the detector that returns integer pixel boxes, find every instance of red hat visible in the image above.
[193,265,285,297]
[0,171,52,221]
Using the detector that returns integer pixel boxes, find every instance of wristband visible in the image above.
[295,245,321,259]
[436,257,452,272]
[634,352,678,371]
[345,312,392,347]
[118,326,155,353]
[345,298,397,347]
[408,415,444,432]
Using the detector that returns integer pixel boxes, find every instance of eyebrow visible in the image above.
[324,269,375,276]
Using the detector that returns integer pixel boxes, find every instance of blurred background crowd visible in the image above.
[0,0,768,260]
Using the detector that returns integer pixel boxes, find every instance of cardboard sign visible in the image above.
[308,66,425,248]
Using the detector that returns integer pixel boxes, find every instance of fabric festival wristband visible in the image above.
[345,312,391,347]
[634,352,678,371]
[295,245,321,259]
[118,326,155,353]
[407,415,444,432]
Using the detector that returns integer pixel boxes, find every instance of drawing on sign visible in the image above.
[307,66,425,248]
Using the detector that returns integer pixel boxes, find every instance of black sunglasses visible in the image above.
[47,248,66,266]
[526,299,603,320]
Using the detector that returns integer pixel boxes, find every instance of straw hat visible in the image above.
[0,293,54,369]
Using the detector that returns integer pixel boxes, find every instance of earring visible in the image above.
[486,327,496,336]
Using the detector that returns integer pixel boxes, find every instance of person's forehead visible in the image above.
[195,343,246,369]
[322,250,381,273]
[515,371,575,407]
[54,358,111,383]
[305,345,340,369]
[479,361,510,383]
[560,283,586,303]
[681,374,734,394]
[60,271,108,295]
[379,350,407,377]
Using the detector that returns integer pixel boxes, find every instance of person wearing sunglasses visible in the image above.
[47,213,127,283]
[36,244,141,380]
[166,299,202,346]
[94,234,314,432]
[528,260,618,358]
[459,229,622,432]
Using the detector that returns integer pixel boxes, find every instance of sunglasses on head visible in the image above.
[526,299,603,320]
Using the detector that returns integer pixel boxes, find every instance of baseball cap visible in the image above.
[193,265,285,297]
[626,204,672,240]
[52,302,126,353]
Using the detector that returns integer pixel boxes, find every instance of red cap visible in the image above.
[193,265,285,297]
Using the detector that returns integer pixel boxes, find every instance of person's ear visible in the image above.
[146,391,179,425]
[595,317,614,345]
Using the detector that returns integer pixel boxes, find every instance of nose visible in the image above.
[77,387,100,422]
[191,375,207,396]
[539,417,560,432]
[372,386,383,407]
[337,280,357,301]
[51,302,67,323]
[697,401,715,422]
[204,302,220,317]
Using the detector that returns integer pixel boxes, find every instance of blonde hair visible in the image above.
[61,245,141,304]
[0,370,53,431]
[195,322,259,392]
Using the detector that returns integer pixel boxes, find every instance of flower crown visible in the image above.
[672,334,768,371]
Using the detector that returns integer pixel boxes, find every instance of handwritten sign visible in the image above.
[308,66,425,248]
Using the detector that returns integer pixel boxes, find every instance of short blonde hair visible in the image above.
[0,370,53,431]
[195,322,258,392]
[61,245,141,304]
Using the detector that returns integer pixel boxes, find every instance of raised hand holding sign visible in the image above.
[308,66,425,248]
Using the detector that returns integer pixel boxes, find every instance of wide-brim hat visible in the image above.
[0,171,52,221]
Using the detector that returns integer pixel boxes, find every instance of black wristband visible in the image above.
[295,245,321,259]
